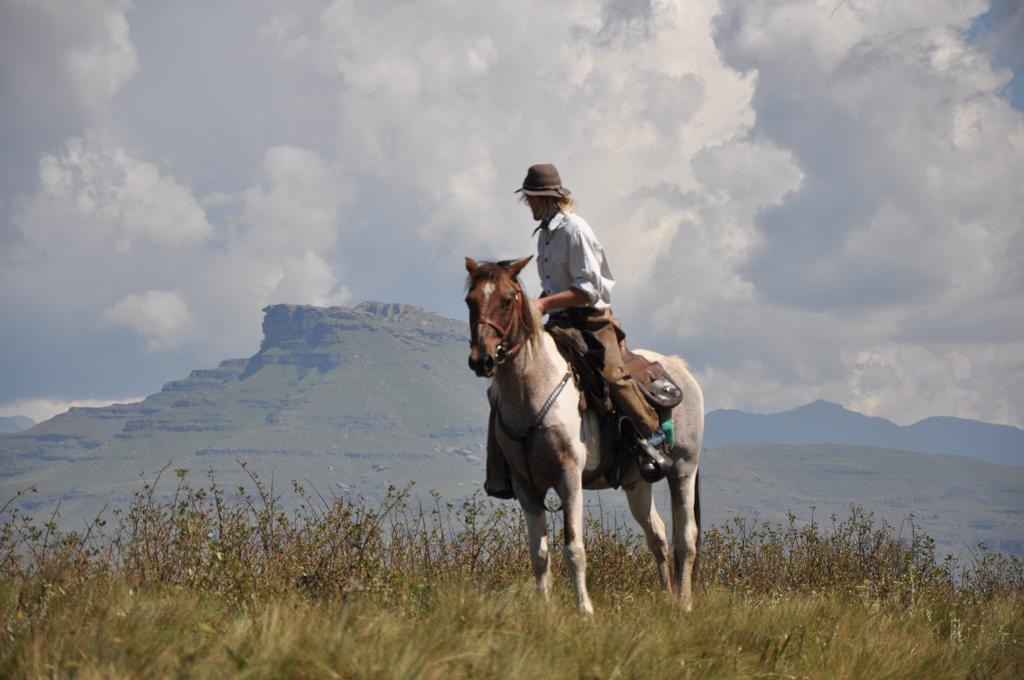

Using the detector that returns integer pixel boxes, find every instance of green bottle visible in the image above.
[659,405,675,448]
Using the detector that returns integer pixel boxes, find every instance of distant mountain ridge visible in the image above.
[0,416,35,433]
[705,400,1024,466]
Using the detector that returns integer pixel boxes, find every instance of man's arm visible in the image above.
[566,222,607,306]
[536,288,590,315]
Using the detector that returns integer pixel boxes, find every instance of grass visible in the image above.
[1,466,1021,678]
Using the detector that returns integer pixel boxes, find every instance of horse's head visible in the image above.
[464,256,534,378]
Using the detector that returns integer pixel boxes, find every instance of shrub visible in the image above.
[1,464,1020,609]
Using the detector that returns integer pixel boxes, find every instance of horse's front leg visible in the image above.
[559,480,594,615]
[522,506,551,600]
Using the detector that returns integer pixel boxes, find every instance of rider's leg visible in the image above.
[583,312,660,434]
[582,310,672,481]
[484,403,514,499]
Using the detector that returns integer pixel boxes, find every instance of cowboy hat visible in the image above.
[514,163,572,198]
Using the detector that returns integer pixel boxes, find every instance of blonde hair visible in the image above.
[521,193,576,215]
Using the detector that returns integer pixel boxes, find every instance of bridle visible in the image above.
[472,277,527,365]
[467,265,580,500]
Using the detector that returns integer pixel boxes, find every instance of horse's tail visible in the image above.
[693,464,702,587]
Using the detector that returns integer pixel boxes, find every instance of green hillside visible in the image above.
[691,443,1024,558]
[0,302,490,523]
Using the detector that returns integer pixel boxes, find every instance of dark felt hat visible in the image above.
[514,163,571,198]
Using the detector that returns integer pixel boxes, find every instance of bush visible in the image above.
[1,466,1022,678]
[2,464,1020,609]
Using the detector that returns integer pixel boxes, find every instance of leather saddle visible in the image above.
[545,321,683,488]
[546,323,683,416]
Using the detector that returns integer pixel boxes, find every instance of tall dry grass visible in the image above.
[1,465,1021,677]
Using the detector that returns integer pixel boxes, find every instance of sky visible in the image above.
[0,0,1021,428]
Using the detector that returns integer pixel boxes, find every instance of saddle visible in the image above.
[545,320,683,488]
[545,323,684,415]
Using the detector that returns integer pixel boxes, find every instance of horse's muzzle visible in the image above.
[468,349,496,378]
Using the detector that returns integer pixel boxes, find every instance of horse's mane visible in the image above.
[465,262,544,349]
[519,287,544,348]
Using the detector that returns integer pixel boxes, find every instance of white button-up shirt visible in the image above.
[536,211,615,311]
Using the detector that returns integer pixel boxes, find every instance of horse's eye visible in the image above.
[501,297,512,308]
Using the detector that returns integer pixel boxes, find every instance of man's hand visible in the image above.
[537,289,591,315]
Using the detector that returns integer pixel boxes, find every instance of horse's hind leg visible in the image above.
[559,482,594,615]
[523,508,551,600]
[667,461,699,612]
[624,481,672,592]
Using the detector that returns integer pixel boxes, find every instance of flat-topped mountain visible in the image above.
[705,400,1024,466]
[0,302,488,523]
[257,301,468,357]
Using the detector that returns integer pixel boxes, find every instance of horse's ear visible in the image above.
[464,257,478,273]
[503,256,533,279]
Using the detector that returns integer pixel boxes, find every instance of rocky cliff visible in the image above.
[245,302,469,376]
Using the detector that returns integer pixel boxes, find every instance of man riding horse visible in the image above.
[485,163,673,499]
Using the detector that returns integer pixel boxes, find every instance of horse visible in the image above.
[464,256,704,613]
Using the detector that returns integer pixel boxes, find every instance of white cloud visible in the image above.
[2,136,354,385]
[101,288,194,351]
[274,250,352,307]
[0,0,138,116]
[23,131,213,250]
[1,0,1021,429]
[269,0,763,268]
[187,144,355,348]
[0,0,142,244]
[689,0,1024,425]
[845,344,1024,427]
[64,1,139,112]
[243,144,349,254]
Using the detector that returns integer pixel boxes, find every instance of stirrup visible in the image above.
[637,430,673,483]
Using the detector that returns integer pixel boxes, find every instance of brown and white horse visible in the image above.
[465,256,704,613]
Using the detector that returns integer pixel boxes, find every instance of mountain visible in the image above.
[0,302,489,522]
[0,416,35,433]
[1,302,1021,559]
[705,400,1024,466]
[693,443,1023,558]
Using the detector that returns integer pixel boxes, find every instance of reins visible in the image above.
[495,371,572,444]
[478,273,569,446]
[495,370,572,498]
